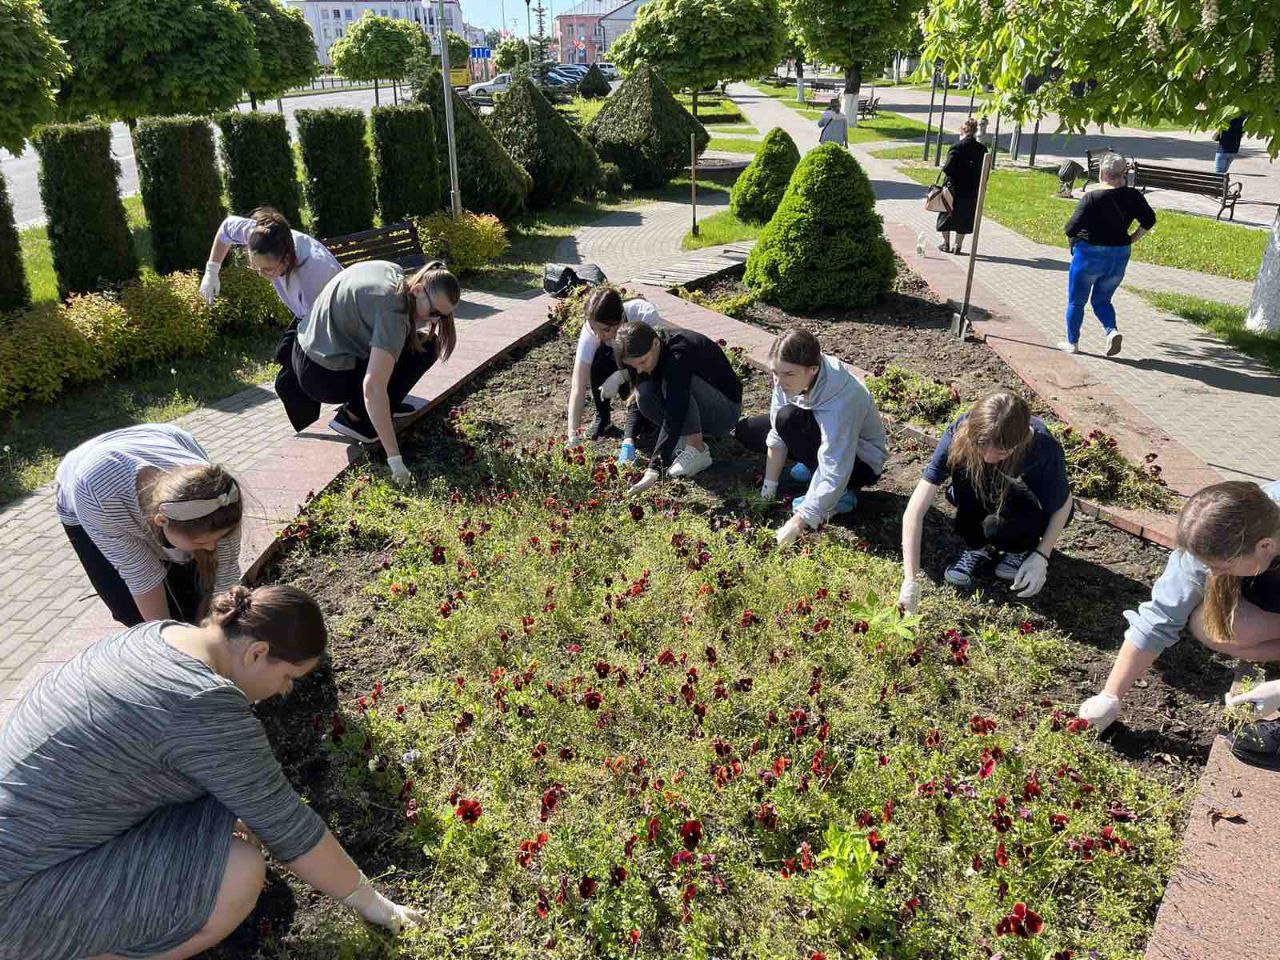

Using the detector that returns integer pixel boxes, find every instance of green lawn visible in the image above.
[21,195,151,304]
[745,82,931,144]
[872,144,932,160]
[674,93,747,125]
[681,208,763,250]
[706,137,763,155]
[1131,288,1280,372]
[706,124,759,136]
[896,162,1266,281]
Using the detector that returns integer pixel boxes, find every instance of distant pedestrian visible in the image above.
[1060,153,1157,357]
[936,118,986,255]
[1213,114,1247,174]
[817,98,847,147]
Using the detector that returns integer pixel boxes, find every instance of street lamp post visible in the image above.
[438,0,463,216]
[525,0,533,64]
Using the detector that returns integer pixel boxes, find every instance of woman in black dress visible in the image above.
[936,118,987,255]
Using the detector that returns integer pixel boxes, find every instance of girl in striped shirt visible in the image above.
[56,424,243,626]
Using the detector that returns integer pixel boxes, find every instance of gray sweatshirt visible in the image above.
[1125,478,1280,653]
[767,354,888,527]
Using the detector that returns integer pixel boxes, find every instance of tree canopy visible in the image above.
[495,38,531,72]
[242,0,320,103]
[446,30,471,67]
[0,0,70,154]
[788,0,920,95]
[330,13,420,83]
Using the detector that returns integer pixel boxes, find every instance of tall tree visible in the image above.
[496,37,531,71]
[44,0,258,123]
[788,0,920,126]
[242,0,320,108]
[782,24,809,104]
[446,30,471,67]
[611,0,786,117]
[484,28,503,50]
[329,13,420,105]
[0,0,70,154]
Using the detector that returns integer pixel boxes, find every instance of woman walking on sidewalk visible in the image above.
[56,423,242,627]
[898,391,1072,613]
[734,329,888,548]
[0,584,424,960]
[935,118,987,255]
[1060,153,1157,357]
[817,97,848,147]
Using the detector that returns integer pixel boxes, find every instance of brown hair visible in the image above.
[768,328,822,369]
[400,259,458,362]
[584,287,624,329]
[207,584,328,663]
[945,391,1033,514]
[1177,481,1280,645]
[615,319,660,360]
[961,117,979,136]
[139,464,243,619]
[247,207,298,274]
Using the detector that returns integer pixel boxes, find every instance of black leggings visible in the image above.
[63,523,203,626]
[292,341,436,425]
[734,408,882,488]
[948,472,1050,552]
[588,343,642,438]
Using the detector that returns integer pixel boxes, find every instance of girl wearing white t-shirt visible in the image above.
[565,287,664,462]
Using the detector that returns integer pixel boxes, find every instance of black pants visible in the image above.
[64,523,203,626]
[734,408,882,488]
[292,340,436,425]
[588,343,642,439]
[947,472,1049,552]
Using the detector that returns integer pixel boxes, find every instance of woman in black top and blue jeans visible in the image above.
[1060,153,1157,358]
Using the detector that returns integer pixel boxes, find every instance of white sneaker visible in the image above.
[668,444,713,478]
[1057,340,1078,354]
[1106,330,1123,357]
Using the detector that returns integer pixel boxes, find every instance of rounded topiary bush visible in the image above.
[578,64,610,99]
[487,78,601,209]
[585,62,708,188]
[729,127,800,225]
[744,143,895,312]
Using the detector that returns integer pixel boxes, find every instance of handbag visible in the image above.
[924,173,954,214]
[543,262,608,298]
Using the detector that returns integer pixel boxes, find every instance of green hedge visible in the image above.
[744,143,895,311]
[0,172,29,313]
[33,122,138,297]
[296,107,376,238]
[585,62,708,188]
[487,78,601,209]
[414,69,531,222]
[133,116,227,274]
[217,111,303,224]
[578,64,610,99]
[730,127,800,225]
[0,264,290,415]
[371,102,441,223]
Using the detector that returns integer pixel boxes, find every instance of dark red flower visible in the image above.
[670,849,695,869]
[578,875,598,899]
[867,830,887,854]
[594,660,611,679]
[431,545,447,565]
[629,503,644,522]
[995,842,1010,867]
[1019,621,1036,634]
[583,689,603,710]
[995,902,1044,938]
[680,819,703,850]
[455,797,483,825]
[740,609,760,628]
[756,802,779,831]
[647,816,662,842]
[1050,813,1071,832]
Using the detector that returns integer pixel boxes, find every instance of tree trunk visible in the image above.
[249,93,258,110]
[843,62,863,128]
[1248,210,1280,332]
[692,89,699,119]
[374,78,380,106]
[796,59,806,104]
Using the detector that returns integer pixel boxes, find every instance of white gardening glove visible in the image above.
[775,514,805,548]
[341,874,426,933]
[898,578,921,614]
[1011,551,1048,598]
[200,261,221,304]
[1225,679,1280,716]
[1079,692,1121,733]
[760,479,778,500]
[599,369,629,402]
[627,468,660,496]
[387,455,413,487]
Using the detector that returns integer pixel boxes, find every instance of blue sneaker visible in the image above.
[789,462,813,483]
[791,490,857,517]
[944,547,994,587]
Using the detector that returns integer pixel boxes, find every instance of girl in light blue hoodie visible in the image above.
[734,329,888,547]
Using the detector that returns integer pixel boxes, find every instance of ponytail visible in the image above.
[207,584,327,663]
[401,259,458,362]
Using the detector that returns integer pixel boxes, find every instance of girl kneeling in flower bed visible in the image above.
[899,390,1073,612]
[733,329,889,548]
[1082,481,1280,759]
[0,584,423,960]
[615,320,743,494]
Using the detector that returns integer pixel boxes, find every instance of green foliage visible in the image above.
[132,116,226,274]
[241,0,320,102]
[217,111,303,224]
[415,211,508,274]
[745,143,895,311]
[585,63,709,188]
[33,122,138,297]
[295,108,377,238]
[730,127,801,224]
[788,0,919,90]
[598,161,625,196]
[371,103,441,223]
[0,0,69,154]
[675,284,756,320]
[681,209,765,251]
[1049,423,1175,512]
[412,69,532,222]
[867,364,960,429]
[446,30,471,68]
[44,0,257,122]
[611,0,785,97]
[578,64,611,99]
[495,38,531,72]
[330,13,420,83]
[487,78,602,209]
[0,172,29,313]
[810,823,887,949]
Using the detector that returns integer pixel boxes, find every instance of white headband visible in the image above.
[158,485,240,522]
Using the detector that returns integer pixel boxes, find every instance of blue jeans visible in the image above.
[1065,240,1130,343]
[1214,151,1236,174]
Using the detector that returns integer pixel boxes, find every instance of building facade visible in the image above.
[553,0,652,65]
[282,0,469,66]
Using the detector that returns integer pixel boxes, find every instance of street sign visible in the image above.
[470,46,491,59]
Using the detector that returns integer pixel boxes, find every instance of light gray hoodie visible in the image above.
[767,354,888,528]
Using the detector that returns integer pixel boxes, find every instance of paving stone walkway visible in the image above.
[728,82,1280,485]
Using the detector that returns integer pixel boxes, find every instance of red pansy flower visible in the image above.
[455,797,483,825]
[680,819,703,850]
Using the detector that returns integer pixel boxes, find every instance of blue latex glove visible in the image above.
[618,441,637,464]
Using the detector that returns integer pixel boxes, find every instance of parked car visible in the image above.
[467,73,512,98]
[596,63,620,80]
[557,64,589,78]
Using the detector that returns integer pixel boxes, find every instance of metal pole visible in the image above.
[934,77,950,166]
[922,61,939,161]
[438,0,463,216]
[1027,115,1041,168]
[953,137,996,340]
[690,133,699,237]
[1010,121,1021,162]
[992,112,1001,165]
[526,0,533,63]
[967,81,977,119]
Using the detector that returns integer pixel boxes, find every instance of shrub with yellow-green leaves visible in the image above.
[415,210,508,274]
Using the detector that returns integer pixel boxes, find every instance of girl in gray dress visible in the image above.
[0,584,423,960]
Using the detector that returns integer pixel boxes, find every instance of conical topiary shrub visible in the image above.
[414,68,532,222]
[578,63,610,99]
[744,143,895,312]
[729,127,800,225]
[488,78,602,209]
[585,62,708,188]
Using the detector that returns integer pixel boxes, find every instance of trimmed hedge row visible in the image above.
[296,107,377,238]
[133,116,227,274]
[218,111,303,224]
[372,102,441,224]
[33,122,138,298]
[0,172,28,313]
[0,264,290,415]
[487,78,601,209]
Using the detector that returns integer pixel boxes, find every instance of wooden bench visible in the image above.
[323,221,427,270]
[1084,147,1243,221]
